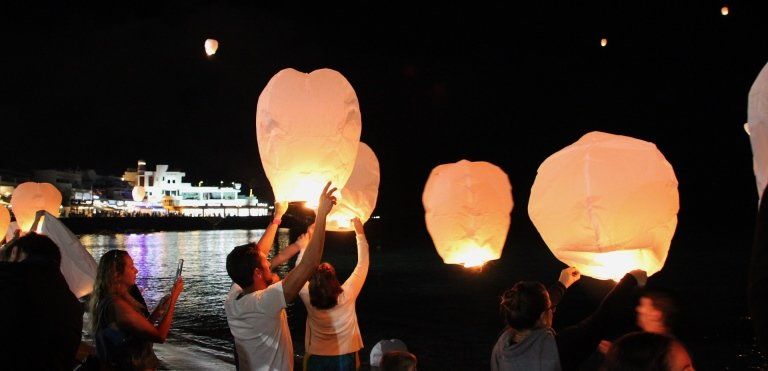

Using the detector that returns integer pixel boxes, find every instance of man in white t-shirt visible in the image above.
[225,182,337,371]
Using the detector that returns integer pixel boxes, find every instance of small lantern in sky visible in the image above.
[721,6,729,16]
[529,132,679,281]
[256,68,362,207]
[748,62,768,198]
[0,206,9,240]
[132,186,146,202]
[423,160,513,268]
[327,142,380,231]
[600,38,608,47]
[204,38,219,56]
[10,182,62,233]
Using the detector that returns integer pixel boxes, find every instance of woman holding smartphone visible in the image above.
[90,250,184,370]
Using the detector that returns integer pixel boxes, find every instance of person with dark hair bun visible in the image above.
[0,233,83,370]
[296,217,370,370]
[602,331,694,371]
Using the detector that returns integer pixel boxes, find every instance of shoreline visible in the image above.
[61,215,284,235]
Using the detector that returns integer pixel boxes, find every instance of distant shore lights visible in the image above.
[205,39,219,56]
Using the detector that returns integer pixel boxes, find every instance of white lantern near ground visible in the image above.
[327,142,380,231]
[10,182,62,233]
[132,186,146,202]
[748,61,768,199]
[423,160,513,268]
[529,131,679,280]
[256,68,362,207]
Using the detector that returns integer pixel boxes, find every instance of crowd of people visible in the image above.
[2,180,768,370]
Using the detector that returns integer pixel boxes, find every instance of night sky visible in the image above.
[3,1,768,243]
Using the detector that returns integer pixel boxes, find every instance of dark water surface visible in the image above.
[81,225,767,370]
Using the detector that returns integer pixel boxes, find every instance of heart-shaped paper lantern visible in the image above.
[10,182,62,232]
[748,61,768,198]
[256,68,362,207]
[327,142,380,231]
[529,131,679,280]
[423,160,513,268]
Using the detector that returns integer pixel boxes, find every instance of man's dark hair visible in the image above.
[602,331,674,371]
[1,233,61,265]
[499,281,548,330]
[381,351,417,371]
[226,243,260,287]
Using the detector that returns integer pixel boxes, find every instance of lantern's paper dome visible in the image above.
[204,39,218,56]
[748,61,768,198]
[529,131,679,280]
[10,182,62,232]
[132,186,146,202]
[423,160,513,267]
[256,68,362,207]
[327,142,380,231]
[0,206,9,239]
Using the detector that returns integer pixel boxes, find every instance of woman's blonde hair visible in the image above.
[89,250,142,333]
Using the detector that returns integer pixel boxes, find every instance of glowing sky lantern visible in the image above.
[326,142,380,231]
[721,6,729,16]
[600,38,608,47]
[748,62,768,198]
[529,131,679,281]
[0,206,9,240]
[132,186,146,202]
[10,182,62,233]
[423,160,513,268]
[204,38,219,56]
[256,68,362,207]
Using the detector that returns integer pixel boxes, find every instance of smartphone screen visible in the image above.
[175,259,184,279]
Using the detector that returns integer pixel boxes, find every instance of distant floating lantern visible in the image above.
[748,62,768,198]
[529,132,679,280]
[327,142,380,231]
[721,6,729,16]
[423,160,513,268]
[256,68,362,207]
[132,186,146,202]
[204,38,219,56]
[600,38,608,47]
[745,123,751,135]
[10,182,62,233]
[0,206,9,240]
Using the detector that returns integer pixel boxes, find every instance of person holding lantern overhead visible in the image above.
[492,268,646,371]
[225,182,337,371]
[294,217,369,370]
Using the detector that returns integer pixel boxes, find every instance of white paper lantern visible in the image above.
[0,206,9,240]
[256,68,362,207]
[10,182,62,233]
[132,186,146,202]
[327,142,380,231]
[205,39,219,56]
[39,211,98,298]
[529,131,679,280]
[423,160,513,267]
[748,61,768,198]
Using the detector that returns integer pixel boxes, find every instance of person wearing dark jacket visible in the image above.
[749,186,768,353]
[0,233,84,371]
[493,267,645,371]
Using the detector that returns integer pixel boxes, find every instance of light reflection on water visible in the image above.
[80,229,292,354]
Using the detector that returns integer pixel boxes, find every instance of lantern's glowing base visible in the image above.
[327,214,354,232]
[573,249,661,282]
[444,246,498,268]
[280,178,331,209]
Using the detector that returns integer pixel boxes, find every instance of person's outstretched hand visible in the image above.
[274,201,288,221]
[316,182,337,217]
[352,217,364,235]
[559,267,582,288]
[629,269,648,287]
